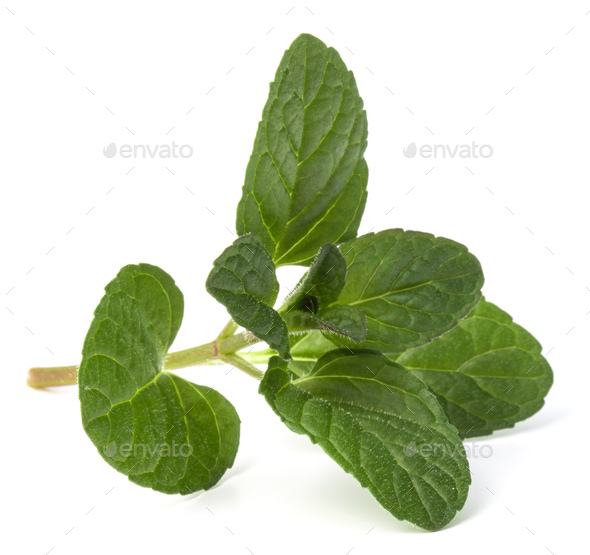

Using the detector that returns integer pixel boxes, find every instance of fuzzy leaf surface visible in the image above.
[79,264,240,494]
[282,305,366,343]
[206,235,290,358]
[260,350,470,531]
[282,243,347,312]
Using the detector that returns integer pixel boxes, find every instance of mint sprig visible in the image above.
[27,33,553,532]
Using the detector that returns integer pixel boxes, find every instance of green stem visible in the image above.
[163,340,218,370]
[218,330,261,354]
[164,331,261,370]
[216,319,238,340]
[26,330,263,388]
[27,365,79,388]
[219,354,264,381]
[242,349,277,364]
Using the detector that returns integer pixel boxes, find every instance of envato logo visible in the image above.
[403,142,493,159]
[104,441,193,458]
[103,142,193,159]
[403,441,493,459]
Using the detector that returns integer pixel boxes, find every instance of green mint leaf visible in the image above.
[78,264,240,494]
[279,243,367,343]
[282,305,366,342]
[260,350,470,531]
[332,229,484,353]
[281,243,347,312]
[393,298,554,438]
[206,234,290,359]
[278,243,365,341]
[236,33,368,267]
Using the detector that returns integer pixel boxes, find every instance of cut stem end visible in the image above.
[27,366,78,388]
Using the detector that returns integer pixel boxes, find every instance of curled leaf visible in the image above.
[207,235,290,359]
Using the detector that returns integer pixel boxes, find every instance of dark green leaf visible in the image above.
[206,235,290,359]
[281,243,347,312]
[79,264,240,494]
[236,33,368,267]
[260,350,470,531]
[332,229,484,353]
[282,305,366,343]
[279,242,365,342]
[393,299,553,438]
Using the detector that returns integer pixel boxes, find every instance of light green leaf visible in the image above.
[79,264,240,494]
[206,234,290,359]
[393,299,553,438]
[333,229,484,353]
[288,332,335,367]
[260,350,470,531]
[236,33,368,267]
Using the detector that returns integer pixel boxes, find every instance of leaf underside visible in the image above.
[79,264,240,494]
[394,298,554,438]
[332,229,484,353]
[260,350,470,531]
[236,33,369,267]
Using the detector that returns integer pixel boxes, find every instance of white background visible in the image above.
[1,2,589,554]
